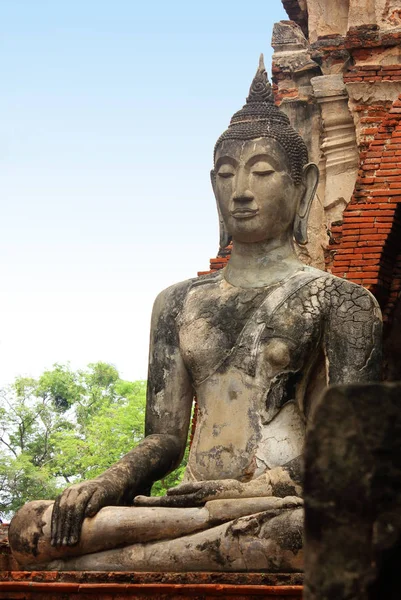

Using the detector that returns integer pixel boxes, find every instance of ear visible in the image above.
[211,169,231,252]
[293,163,319,246]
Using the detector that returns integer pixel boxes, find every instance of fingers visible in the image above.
[166,482,203,496]
[51,486,95,547]
[50,495,62,547]
[133,495,163,506]
[67,489,93,546]
[85,489,105,518]
[134,492,205,508]
[281,496,304,508]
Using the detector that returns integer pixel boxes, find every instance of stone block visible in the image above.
[304,382,401,600]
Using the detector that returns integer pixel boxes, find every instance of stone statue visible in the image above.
[9,55,382,572]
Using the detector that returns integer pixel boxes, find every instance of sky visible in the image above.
[0,0,288,385]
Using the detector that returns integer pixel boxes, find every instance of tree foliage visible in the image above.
[0,363,189,520]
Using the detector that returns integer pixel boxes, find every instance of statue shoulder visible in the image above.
[311,270,381,318]
[152,271,223,319]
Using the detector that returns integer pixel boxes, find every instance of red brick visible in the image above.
[340,242,361,248]
[369,141,386,148]
[376,224,392,230]
[334,260,352,266]
[352,203,396,209]
[359,233,388,240]
[349,259,380,266]
[341,228,360,235]
[359,210,394,216]
[352,227,377,234]
[347,270,380,277]
[355,247,382,254]
[376,165,401,177]
[371,190,392,196]
[334,253,356,259]
[363,158,381,165]
[356,176,375,184]
[360,118,382,124]
[341,235,360,242]
[363,127,379,135]
[381,156,401,163]
[343,216,375,223]
[371,178,391,184]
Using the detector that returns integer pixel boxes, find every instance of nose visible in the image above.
[233,168,254,202]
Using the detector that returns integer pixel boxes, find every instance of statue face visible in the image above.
[213,138,303,244]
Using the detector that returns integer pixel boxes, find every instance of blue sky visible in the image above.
[0,1,287,384]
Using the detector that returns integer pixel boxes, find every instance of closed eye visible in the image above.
[218,171,235,178]
[252,169,274,176]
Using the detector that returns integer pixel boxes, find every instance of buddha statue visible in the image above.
[9,56,382,573]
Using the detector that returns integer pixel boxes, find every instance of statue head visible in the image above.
[211,55,319,250]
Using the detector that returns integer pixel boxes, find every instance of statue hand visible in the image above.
[51,478,121,547]
[134,479,245,508]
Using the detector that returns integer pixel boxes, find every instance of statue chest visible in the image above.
[179,274,326,481]
[177,278,323,388]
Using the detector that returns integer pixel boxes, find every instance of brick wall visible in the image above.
[329,95,401,309]
[198,243,232,276]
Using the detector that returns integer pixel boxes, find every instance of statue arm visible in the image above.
[324,283,382,384]
[144,283,194,470]
[51,281,194,547]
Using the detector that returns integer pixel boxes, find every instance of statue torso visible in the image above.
[177,268,332,482]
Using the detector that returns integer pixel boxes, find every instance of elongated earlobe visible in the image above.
[294,163,319,245]
[210,169,231,252]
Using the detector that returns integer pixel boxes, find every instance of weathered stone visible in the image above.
[281,0,309,38]
[311,74,359,225]
[284,1,401,44]
[348,0,401,30]
[272,22,324,268]
[9,56,382,573]
[272,20,309,52]
[304,383,401,600]
[305,0,351,43]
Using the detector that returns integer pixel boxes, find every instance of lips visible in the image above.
[231,208,259,219]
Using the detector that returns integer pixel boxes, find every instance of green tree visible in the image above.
[0,363,189,520]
